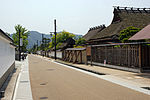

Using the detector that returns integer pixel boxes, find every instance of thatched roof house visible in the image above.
[58,38,75,50]
[88,6,150,44]
[83,25,106,41]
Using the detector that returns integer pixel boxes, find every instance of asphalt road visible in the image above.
[29,55,150,100]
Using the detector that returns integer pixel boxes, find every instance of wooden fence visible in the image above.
[88,43,150,72]
[62,48,86,64]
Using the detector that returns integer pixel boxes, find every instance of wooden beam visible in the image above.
[80,51,82,63]
[139,44,142,72]
[91,46,93,66]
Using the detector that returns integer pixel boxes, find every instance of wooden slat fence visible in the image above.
[89,43,150,71]
[62,48,86,64]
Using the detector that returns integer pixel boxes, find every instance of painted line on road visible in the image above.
[52,61,150,96]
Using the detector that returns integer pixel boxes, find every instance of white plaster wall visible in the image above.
[0,36,15,78]
[49,51,62,59]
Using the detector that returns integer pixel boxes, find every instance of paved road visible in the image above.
[29,55,150,100]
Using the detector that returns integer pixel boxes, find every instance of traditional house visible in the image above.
[58,38,75,50]
[0,29,16,90]
[47,38,75,59]
[87,6,150,44]
[83,25,106,42]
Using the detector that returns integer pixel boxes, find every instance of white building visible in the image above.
[0,29,16,89]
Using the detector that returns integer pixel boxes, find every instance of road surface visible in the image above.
[29,55,150,100]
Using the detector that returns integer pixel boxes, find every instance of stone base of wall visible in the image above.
[88,61,140,73]
[0,62,15,90]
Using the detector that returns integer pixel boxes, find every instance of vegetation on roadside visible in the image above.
[75,36,86,45]
[49,30,75,50]
[12,25,30,52]
[29,30,86,53]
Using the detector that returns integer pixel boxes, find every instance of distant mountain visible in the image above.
[11,31,82,49]
[27,32,82,49]
[27,31,51,49]
[74,34,83,40]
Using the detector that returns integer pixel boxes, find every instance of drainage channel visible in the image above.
[40,82,48,86]
[40,97,48,99]
[141,87,150,90]
[55,61,106,75]
[20,81,29,83]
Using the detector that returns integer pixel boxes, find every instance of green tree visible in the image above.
[75,37,86,45]
[12,25,30,52]
[32,44,37,53]
[41,38,50,51]
[49,30,75,49]
[119,26,141,43]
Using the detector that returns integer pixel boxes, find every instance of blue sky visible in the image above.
[0,0,150,35]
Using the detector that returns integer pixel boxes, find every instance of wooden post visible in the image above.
[85,45,88,65]
[64,50,66,61]
[62,50,64,60]
[128,45,130,67]
[69,50,74,62]
[77,51,80,63]
[90,46,93,66]
[68,51,71,62]
[74,51,77,63]
[80,51,82,63]
[139,44,142,72]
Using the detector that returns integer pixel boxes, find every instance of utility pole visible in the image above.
[19,29,21,61]
[44,38,46,56]
[50,19,57,60]
[42,34,44,56]
[37,40,38,50]
[42,34,44,44]
[37,40,38,47]
[54,19,57,60]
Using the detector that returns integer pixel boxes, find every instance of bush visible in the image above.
[119,26,141,43]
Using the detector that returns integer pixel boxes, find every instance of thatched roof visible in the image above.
[58,38,75,50]
[89,6,150,43]
[59,43,68,49]
[83,25,105,41]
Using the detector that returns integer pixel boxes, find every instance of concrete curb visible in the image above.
[13,57,33,100]
[88,61,140,73]
[55,61,106,75]
[54,61,150,96]
[34,55,150,96]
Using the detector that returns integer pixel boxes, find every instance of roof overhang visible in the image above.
[129,24,150,40]
[0,29,13,42]
[10,43,17,48]
[65,48,86,51]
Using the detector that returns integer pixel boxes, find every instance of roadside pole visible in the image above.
[19,29,21,61]
[54,19,57,60]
